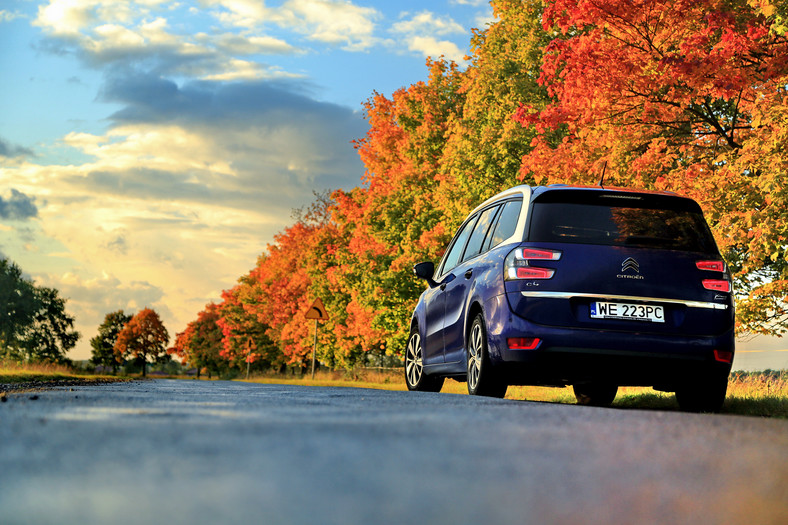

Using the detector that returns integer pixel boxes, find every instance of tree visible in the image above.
[21,286,79,365]
[91,310,133,374]
[170,303,231,378]
[114,308,169,377]
[439,0,551,222]
[0,258,37,360]
[513,0,788,336]
[1,258,79,364]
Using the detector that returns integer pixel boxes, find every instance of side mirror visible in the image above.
[413,261,438,288]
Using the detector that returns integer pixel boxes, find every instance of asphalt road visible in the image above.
[1,380,786,525]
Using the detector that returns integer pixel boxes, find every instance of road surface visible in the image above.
[1,379,786,524]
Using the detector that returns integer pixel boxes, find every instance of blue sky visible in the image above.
[0,0,494,360]
[1,0,785,370]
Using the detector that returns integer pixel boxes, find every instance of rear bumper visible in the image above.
[483,294,735,388]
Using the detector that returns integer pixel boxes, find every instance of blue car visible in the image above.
[406,185,734,412]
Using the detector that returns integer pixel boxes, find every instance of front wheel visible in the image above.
[404,327,444,392]
[675,372,728,413]
[467,314,507,398]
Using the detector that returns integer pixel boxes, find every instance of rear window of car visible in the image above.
[528,191,718,253]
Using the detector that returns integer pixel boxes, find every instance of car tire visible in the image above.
[573,383,618,407]
[675,371,728,413]
[404,327,444,392]
[467,314,508,398]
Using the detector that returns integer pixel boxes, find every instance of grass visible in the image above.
[242,368,788,418]
[3,361,786,417]
[0,360,118,386]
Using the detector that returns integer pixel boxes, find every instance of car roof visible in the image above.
[470,184,682,216]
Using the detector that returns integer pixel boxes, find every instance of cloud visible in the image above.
[390,11,467,62]
[391,11,465,36]
[0,75,366,357]
[33,0,303,81]
[0,138,34,159]
[1,9,25,23]
[274,0,381,51]
[208,0,382,51]
[0,189,39,221]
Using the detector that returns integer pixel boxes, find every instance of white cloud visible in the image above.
[276,0,380,51]
[391,11,465,36]
[33,0,304,80]
[405,35,465,62]
[391,11,467,62]
[0,9,25,22]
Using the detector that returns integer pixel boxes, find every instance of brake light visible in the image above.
[703,279,731,292]
[505,247,561,280]
[514,267,555,279]
[508,337,541,350]
[516,248,562,261]
[714,349,733,364]
[697,260,726,272]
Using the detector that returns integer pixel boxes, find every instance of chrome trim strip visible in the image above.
[519,291,729,310]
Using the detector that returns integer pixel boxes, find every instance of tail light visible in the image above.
[702,279,731,292]
[714,349,734,364]
[696,260,732,293]
[696,261,725,272]
[505,247,561,280]
[508,337,542,350]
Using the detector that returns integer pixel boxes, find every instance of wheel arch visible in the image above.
[465,300,485,352]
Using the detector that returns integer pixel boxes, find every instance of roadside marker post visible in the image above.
[305,298,330,379]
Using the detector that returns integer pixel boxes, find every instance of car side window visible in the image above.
[488,199,523,249]
[461,205,500,262]
[440,215,478,275]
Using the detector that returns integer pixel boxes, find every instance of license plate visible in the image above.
[590,301,665,323]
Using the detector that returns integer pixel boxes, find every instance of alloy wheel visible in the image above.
[405,333,423,387]
[467,322,483,391]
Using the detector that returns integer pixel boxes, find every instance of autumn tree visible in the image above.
[114,308,169,377]
[91,310,133,374]
[439,0,552,224]
[329,59,465,360]
[168,303,229,378]
[514,0,788,336]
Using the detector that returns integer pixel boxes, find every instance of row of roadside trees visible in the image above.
[1,255,169,377]
[169,0,786,377]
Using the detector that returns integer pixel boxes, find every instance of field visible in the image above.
[243,368,788,418]
[0,361,126,392]
[2,361,786,417]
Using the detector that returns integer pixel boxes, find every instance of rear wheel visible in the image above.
[467,314,508,398]
[573,383,618,407]
[404,327,444,392]
[675,372,728,413]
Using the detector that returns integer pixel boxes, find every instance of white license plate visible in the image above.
[590,302,665,323]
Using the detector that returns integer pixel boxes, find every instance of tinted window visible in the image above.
[489,199,523,248]
[462,205,500,262]
[529,199,718,253]
[440,216,477,274]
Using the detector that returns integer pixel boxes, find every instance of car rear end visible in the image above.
[493,187,735,390]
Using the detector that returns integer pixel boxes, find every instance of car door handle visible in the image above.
[464,269,473,279]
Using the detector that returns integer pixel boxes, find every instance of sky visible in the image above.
[1,0,786,370]
[0,0,495,361]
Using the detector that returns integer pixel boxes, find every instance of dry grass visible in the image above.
[0,360,87,383]
[244,368,788,418]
